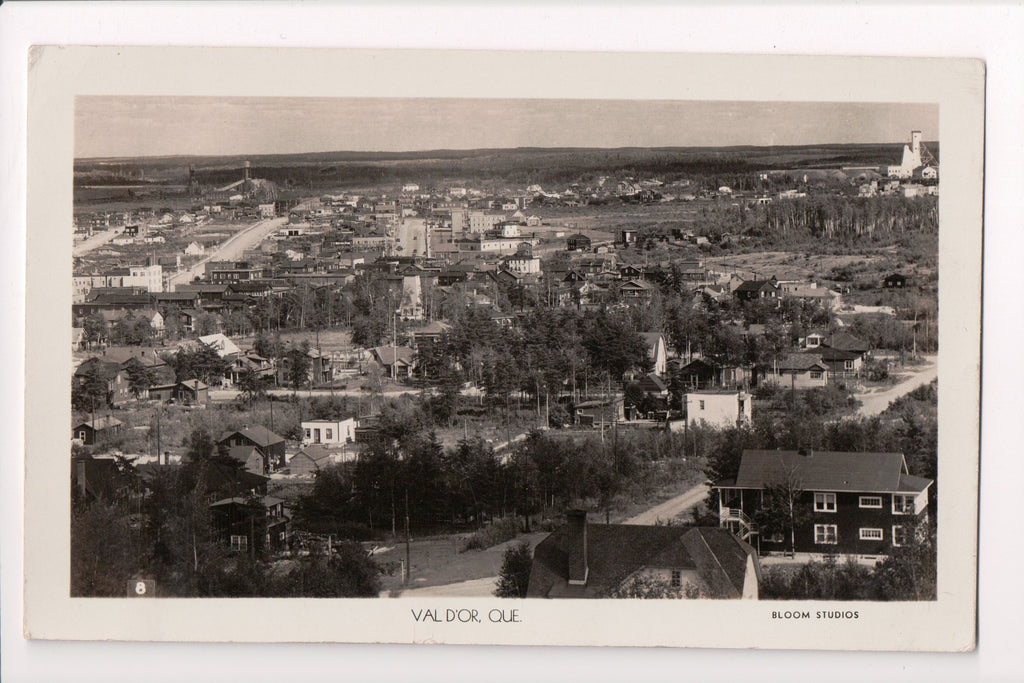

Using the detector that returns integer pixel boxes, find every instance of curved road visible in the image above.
[856,354,937,416]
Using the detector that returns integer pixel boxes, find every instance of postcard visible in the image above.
[23,46,982,650]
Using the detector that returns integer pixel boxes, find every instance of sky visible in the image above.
[75,97,938,159]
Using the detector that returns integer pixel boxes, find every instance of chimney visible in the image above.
[567,509,589,586]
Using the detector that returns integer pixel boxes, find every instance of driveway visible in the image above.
[625,482,710,525]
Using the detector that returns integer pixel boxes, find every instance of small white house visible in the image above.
[301,418,357,446]
[184,241,205,256]
[684,391,752,429]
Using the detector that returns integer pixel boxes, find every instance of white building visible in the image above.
[402,183,420,193]
[684,391,752,429]
[887,130,924,178]
[184,241,205,256]
[258,203,276,218]
[301,418,357,446]
[501,254,541,275]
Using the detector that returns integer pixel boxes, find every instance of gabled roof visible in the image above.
[620,279,652,290]
[219,425,286,449]
[527,522,756,599]
[730,450,928,493]
[823,332,870,354]
[735,279,778,293]
[294,444,332,464]
[74,415,123,431]
[371,345,416,366]
[807,346,859,362]
[775,354,828,371]
[226,445,261,464]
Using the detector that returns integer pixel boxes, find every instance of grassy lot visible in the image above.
[375,531,549,594]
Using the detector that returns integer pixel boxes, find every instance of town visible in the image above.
[70,131,939,601]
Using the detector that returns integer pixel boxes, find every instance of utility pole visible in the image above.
[404,489,411,586]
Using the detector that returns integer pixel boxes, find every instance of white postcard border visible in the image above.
[23,47,983,650]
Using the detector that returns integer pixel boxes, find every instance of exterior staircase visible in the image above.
[720,507,758,542]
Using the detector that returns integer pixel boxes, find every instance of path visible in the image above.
[625,482,710,526]
[396,576,498,597]
[855,354,937,416]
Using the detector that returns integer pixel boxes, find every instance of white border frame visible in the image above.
[3,3,1022,682]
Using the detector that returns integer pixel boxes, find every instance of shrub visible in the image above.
[494,541,533,598]
[460,517,521,552]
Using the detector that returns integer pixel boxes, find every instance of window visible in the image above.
[892,494,915,514]
[859,528,884,540]
[844,360,855,370]
[304,428,311,439]
[892,525,908,547]
[814,524,838,545]
[670,570,682,588]
[78,430,87,440]
[859,496,882,508]
[810,370,823,379]
[326,429,333,440]
[814,492,837,512]
[230,535,248,552]
[698,400,705,410]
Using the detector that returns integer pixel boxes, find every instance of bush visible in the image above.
[460,517,521,552]
[494,541,533,598]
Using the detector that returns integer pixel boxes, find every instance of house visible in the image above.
[184,241,205,256]
[275,348,333,387]
[883,273,908,289]
[72,416,124,445]
[619,279,653,301]
[210,495,289,556]
[734,278,780,302]
[619,229,638,246]
[526,510,761,599]
[370,345,416,378]
[288,444,333,476]
[565,233,593,251]
[226,445,267,476]
[683,390,752,428]
[148,379,209,404]
[714,450,933,557]
[409,320,452,351]
[73,357,133,406]
[808,346,862,378]
[639,332,668,375]
[672,358,753,390]
[574,397,625,427]
[823,331,871,359]
[763,354,829,389]
[227,353,276,386]
[196,333,242,359]
[301,418,357,446]
[217,425,287,473]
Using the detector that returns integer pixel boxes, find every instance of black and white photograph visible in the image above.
[67,96,942,603]
[18,46,985,653]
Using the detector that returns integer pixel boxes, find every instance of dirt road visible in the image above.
[169,216,288,288]
[855,354,937,417]
[625,482,710,525]
[72,228,120,256]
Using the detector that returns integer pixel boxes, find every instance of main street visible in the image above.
[72,227,121,257]
[168,215,288,288]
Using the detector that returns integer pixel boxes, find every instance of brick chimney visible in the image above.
[567,509,589,586]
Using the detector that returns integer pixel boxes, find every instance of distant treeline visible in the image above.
[73,142,936,190]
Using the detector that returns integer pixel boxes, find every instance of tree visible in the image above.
[71,499,140,596]
[72,362,110,413]
[82,313,109,348]
[236,366,270,408]
[286,343,312,392]
[870,521,936,600]
[607,574,695,599]
[494,541,533,598]
[753,463,808,556]
[171,345,229,385]
[123,357,155,401]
